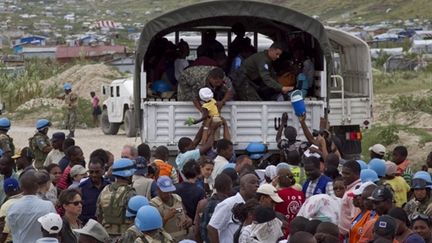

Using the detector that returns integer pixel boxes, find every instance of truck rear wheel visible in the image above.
[101,109,120,135]
[124,109,137,137]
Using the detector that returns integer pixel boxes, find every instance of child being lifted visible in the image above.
[185,87,222,143]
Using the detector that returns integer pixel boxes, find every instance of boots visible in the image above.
[67,131,75,138]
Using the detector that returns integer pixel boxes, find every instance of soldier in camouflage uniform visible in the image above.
[404,173,432,218]
[178,67,232,112]
[0,118,15,157]
[120,195,150,243]
[58,83,78,138]
[234,42,293,101]
[97,158,136,239]
[29,119,52,169]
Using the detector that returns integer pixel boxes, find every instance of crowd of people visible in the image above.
[1,109,432,243]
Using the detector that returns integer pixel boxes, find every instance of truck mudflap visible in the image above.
[142,101,325,151]
[332,125,362,160]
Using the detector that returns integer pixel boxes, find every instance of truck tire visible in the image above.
[124,109,137,137]
[101,109,120,135]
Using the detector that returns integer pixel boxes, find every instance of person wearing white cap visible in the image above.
[369,144,386,160]
[349,182,378,243]
[383,161,410,207]
[36,212,62,243]
[68,165,88,189]
[73,219,110,243]
[256,183,283,208]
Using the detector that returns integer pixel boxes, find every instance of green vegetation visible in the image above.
[373,69,432,94]
[0,59,98,128]
[391,95,432,115]
[361,125,432,160]
[0,59,68,111]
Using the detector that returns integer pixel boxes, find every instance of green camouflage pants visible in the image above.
[66,108,77,132]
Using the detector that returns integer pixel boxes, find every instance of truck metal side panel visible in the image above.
[142,101,325,151]
[328,98,371,127]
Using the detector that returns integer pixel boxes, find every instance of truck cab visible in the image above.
[132,1,372,159]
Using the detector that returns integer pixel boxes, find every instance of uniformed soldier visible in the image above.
[236,42,293,101]
[97,158,136,240]
[150,176,192,242]
[134,205,174,243]
[58,83,78,138]
[120,195,150,243]
[0,118,15,157]
[29,119,52,169]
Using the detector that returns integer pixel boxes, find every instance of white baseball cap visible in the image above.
[38,213,63,234]
[369,144,386,156]
[257,184,283,203]
[353,181,376,196]
[199,87,213,102]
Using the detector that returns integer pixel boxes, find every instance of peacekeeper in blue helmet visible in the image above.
[404,171,432,218]
[29,119,52,169]
[96,158,136,240]
[57,83,78,138]
[134,205,174,243]
[119,195,149,243]
[0,118,15,157]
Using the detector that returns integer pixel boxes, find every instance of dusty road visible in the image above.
[8,126,142,160]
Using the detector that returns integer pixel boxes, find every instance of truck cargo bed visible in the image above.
[142,101,325,151]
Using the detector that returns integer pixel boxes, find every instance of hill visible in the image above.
[90,0,432,24]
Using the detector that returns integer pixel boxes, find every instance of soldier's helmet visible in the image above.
[135,205,162,232]
[36,119,51,131]
[126,195,149,218]
[63,83,72,90]
[112,158,136,178]
[0,118,11,131]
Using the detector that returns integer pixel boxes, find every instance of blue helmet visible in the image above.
[413,171,432,184]
[126,195,149,218]
[0,118,11,131]
[356,160,368,170]
[112,158,136,178]
[368,158,386,177]
[360,169,379,183]
[135,205,162,232]
[151,80,172,93]
[36,119,51,130]
[63,83,72,90]
[246,142,267,160]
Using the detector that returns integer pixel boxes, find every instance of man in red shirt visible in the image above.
[275,167,305,236]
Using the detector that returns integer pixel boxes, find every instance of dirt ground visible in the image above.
[8,126,142,160]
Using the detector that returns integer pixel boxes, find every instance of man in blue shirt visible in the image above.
[79,158,109,224]
[7,171,56,243]
[176,124,217,172]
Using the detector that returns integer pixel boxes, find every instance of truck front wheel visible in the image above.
[101,109,120,135]
[124,109,137,137]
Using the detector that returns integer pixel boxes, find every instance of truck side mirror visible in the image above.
[101,86,106,95]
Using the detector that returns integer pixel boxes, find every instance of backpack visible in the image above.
[302,175,332,196]
[200,195,224,242]
[101,183,135,225]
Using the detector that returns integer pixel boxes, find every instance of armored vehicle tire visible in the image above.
[124,109,137,137]
[101,109,120,135]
